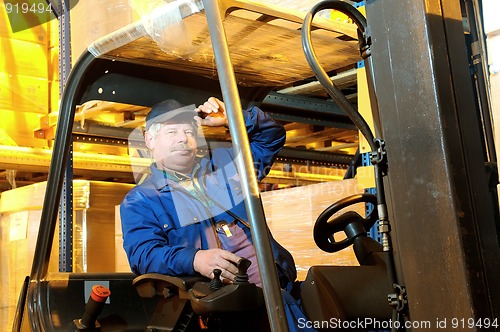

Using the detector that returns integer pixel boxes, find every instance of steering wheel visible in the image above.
[314,193,378,253]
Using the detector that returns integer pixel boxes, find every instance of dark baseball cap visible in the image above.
[145,99,197,131]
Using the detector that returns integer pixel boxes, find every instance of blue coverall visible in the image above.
[121,106,315,331]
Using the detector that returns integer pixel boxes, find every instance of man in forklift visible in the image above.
[120,97,315,331]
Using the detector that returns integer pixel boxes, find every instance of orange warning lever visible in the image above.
[72,285,111,332]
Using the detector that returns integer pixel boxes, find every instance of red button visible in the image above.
[90,285,111,303]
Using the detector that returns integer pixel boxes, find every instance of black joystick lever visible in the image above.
[234,258,251,284]
[210,268,223,290]
[189,257,264,315]
[72,284,111,332]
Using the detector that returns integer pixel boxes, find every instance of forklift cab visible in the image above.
[14,1,402,331]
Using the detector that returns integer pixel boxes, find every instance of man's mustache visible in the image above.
[170,143,195,152]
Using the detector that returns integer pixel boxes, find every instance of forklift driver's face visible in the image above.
[146,123,197,174]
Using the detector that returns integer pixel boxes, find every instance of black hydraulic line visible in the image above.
[302,0,388,249]
[302,1,404,329]
[302,0,375,152]
[302,2,383,203]
[27,50,96,332]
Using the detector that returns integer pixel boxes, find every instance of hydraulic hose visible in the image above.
[301,0,375,152]
[301,1,405,330]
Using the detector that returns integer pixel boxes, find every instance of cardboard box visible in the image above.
[114,205,130,272]
[0,180,135,331]
[0,181,59,332]
[70,0,139,64]
[262,179,364,280]
[0,180,135,271]
[0,109,47,147]
[0,0,50,44]
[0,209,59,331]
[0,36,48,77]
[0,72,48,113]
[48,46,58,81]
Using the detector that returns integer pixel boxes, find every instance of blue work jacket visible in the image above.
[120,106,297,287]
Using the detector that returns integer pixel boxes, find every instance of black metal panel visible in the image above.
[78,59,270,109]
[365,0,499,324]
[21,273,157,331]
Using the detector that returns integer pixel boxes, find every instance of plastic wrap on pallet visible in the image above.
[87,21,147,58]
[131,0,204,55]
[87,0,360,87]
[261,179,364,280]
[262,0,329,16]
[88,0,204,57]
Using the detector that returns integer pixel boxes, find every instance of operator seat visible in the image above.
[132,274,206,331]
[300,240,393,326]
[132,258,270,332]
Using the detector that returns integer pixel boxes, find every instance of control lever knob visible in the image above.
[72,284,111,331]
[234,258,251,284]
[209,268,223,290]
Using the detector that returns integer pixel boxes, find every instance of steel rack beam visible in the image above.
[262,92,356,129]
